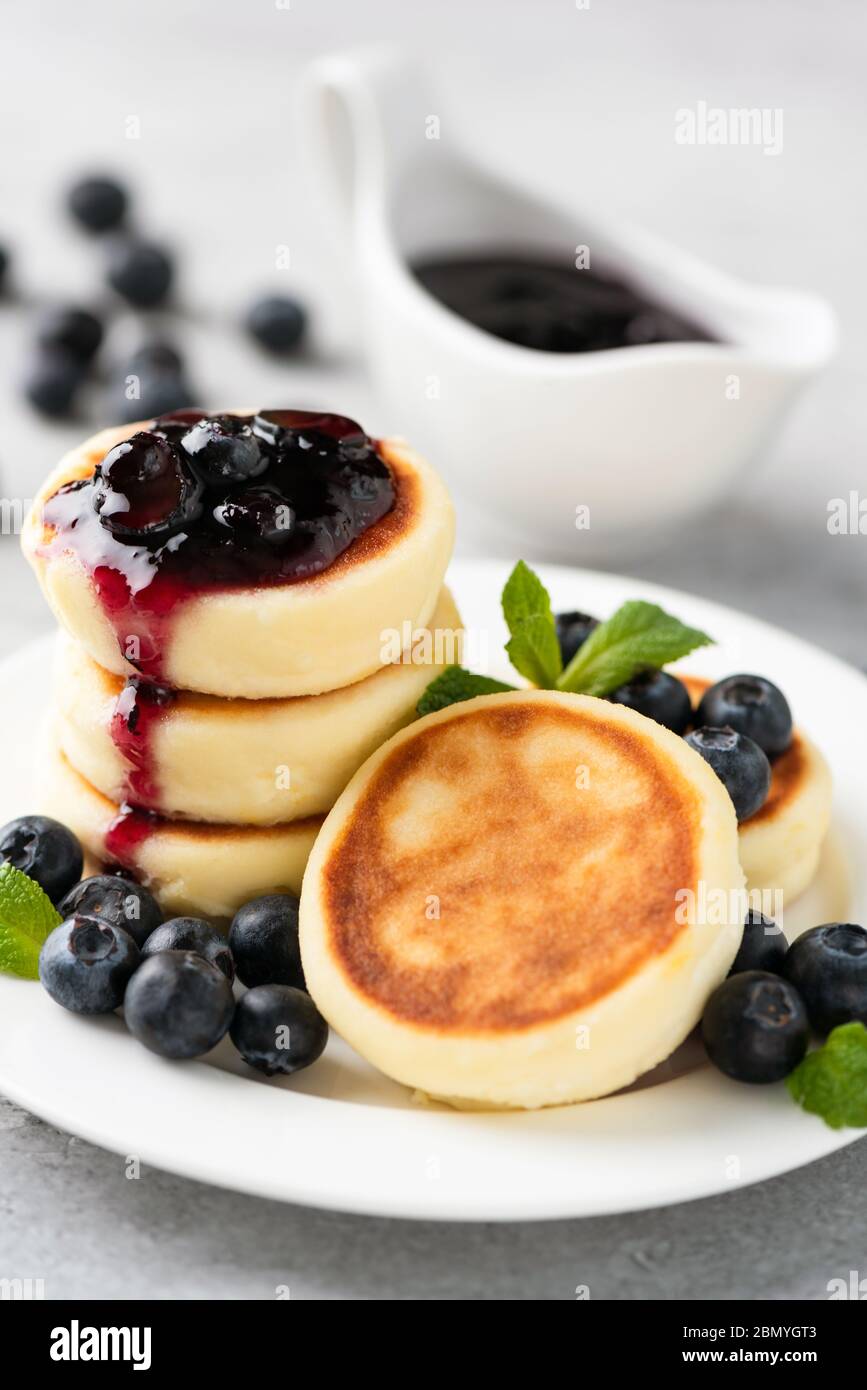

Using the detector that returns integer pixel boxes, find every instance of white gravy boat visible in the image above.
[300,45,836,557]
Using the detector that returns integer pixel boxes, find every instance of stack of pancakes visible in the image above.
[23,423,457,919]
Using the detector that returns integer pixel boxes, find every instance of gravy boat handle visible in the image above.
[298,44,431,246]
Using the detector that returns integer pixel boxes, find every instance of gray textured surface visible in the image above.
[2,1092,866,1301]
[0,0,865,1300]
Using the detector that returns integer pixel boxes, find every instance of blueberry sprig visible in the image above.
[417,559,713,714]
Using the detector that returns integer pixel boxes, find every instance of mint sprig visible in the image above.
[0,861,62,979]
[501,560,563,688]
[417,561,714,716]
[556,599,712,697]
[416,666,516,717]
[787,1022,867,1129]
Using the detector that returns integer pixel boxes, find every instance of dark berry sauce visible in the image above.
[41,409,395,683]
[411,253,715,353]
[104,802,160,869]
[110,677,176,808]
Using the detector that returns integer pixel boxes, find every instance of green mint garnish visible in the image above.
[500,560,563,688]
[787,1022,867,1129]
[416,665,517,717]
[417,562,714,718]
[556,599,712,697]
[0,860,62,980]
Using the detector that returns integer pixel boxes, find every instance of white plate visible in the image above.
[0,559,863,1221]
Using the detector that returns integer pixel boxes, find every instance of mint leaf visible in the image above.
[787,1022,867,1129]
[0,861,62,979]
[417,665,517,716]
[501,560,562,688]
[556,599,712,697]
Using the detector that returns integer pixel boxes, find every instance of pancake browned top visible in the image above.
[323,698,703,1033]
[682,676,806,826]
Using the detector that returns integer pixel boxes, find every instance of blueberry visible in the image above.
[246,295,307,353]
[22,349,84,418]
[608,669,692,734]
[127,340,185,378]
[0,815,83,902]
[729,911,787,976]
[213,489,294,544]
[697,674,792,759]
[251,409,363,451]
[57,874,162,947]
[107,239,174,307]
[554,611,599,667]
[111,372,196,426]
[702,971,808,1083]
[36,306,103,364]
[68,175,128,232]
[685,726,771,821]
[228,893,303,989]
[229,984,327,1076]
[142,918,234,981]
[93,431,203,542]
[39,914,140,1014]
[123,951,234,1059]
[783,923,867,1035]
[181,415,265,485]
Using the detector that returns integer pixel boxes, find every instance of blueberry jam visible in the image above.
[110,677,176,807]
[41,410,395,684]
[104,801,161,868]
[411,253,714,353]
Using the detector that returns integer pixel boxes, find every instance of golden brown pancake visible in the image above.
[52,587,463,824]
[38,739,322,919]
[21,421,455,698]
[301,690,744,1108]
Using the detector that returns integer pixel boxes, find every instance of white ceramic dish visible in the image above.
[301,47,836,557]
[0,559,862,1221]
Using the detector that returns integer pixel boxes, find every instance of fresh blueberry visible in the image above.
[228,894,303,989]
[608,669,692,734]
[68,175,128,232]
[22,349,84,418]
[685,726,771,821]
[702,970,808,1083]
[123,951,234,1059]
[246,295,307,353]
[57,874,162,947]
[107,239,174,308]
[181,415,265,485]
[229,984,328,1076]
[110,371,196,426]
[697,674,792,759]
[127,340,185,378]
[213,489,294,544]
[39,914,141,1014]
[142,918,234,981]
[93,431,203,542]
[554,611,599,667]
[36,306,103,364]
[783,923,867,1035]
[0,815,83,902]
[729,911,787,976]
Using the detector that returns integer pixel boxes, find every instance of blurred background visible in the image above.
[1,0,865,655]
[1,0,866,1299]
